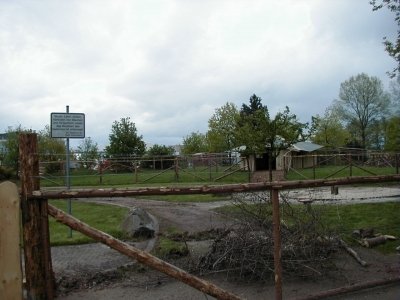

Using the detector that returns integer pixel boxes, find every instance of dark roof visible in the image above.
[291,142,323,152]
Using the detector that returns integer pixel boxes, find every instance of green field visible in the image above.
[39,163,399,189]
[40,167,249,187]
[49,199,129,246]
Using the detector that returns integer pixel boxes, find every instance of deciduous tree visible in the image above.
[181,132,208,155]
[144,144,175,169]
[236,95,306,179]
[384,116,400,151]
[371,0,400,77]
[38,125,66,173]
[336,73,390,148]
[311,106,350,148]
[207,102,239,153]
[77,137,99,169]
[105,117,145,158]
[2,125,30,175]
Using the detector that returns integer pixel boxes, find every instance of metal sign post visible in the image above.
[51,106,85,238]
[65,106,71,237]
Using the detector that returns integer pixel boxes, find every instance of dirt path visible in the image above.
[79,197,232,233]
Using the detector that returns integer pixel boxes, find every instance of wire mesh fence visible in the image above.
[38,152,249,187]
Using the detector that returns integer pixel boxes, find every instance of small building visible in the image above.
[277,141,323,171]
[243,141,323,172]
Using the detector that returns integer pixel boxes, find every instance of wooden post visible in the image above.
[175,157,179,181]
[134,160,138,183]
[312,155,316,180]
[271,188,282,300]
[19,133,55,300]
[0,181,23,300]
[396,153,399,174]
[99,162,103,185]
[349,154,353,177]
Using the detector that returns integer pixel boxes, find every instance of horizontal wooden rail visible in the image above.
[30,175,400,199]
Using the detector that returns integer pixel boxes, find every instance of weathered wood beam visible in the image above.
[47,204,242,300]
[296,276,400,300]
[19,133,55,300]
[30,174,400,199]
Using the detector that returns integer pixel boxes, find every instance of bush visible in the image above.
[0,166,15,181]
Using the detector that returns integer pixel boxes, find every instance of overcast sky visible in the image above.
[0,0,396,150]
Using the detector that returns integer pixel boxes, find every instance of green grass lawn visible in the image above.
[319,202,400,253]
[40,167,249,187]
[40,164,397,188]
[49,199,129,246]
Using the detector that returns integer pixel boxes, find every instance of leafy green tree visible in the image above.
[389,76,400,114]
[207,102,239,153]
[2,125,30,174]
[38,125,66,173]
[147,144,175,156]
[236,95,306,179]
[371,0,400,77]
[237,95,305,154]
[336,73,390,149]
[144,144,175,169]
[105,117,145,158]
[263,106,306,163]
[311,106,350,148]
[77,137,99,169]
[240,94,266,115]
[384,116,400,151]
[235,95,269,156]
[181,132,208,155]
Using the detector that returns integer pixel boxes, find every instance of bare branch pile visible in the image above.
[197,192,339,281]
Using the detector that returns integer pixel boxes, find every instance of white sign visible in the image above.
[51,113,85,138]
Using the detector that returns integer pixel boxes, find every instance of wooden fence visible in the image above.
[2,133,400,300]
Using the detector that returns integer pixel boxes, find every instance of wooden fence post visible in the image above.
[271,188,282,300]
[19,133,55,300]
[0,181,23,300]
[174,157,179,181]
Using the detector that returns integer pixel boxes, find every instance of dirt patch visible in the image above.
[56,196,400,299]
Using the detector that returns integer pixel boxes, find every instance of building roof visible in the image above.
[290,141,323,152]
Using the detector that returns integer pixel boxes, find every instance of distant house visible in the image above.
[277,141,324,171]
[244,141,323,172]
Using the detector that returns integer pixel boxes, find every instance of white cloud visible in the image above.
[0,0,396,149]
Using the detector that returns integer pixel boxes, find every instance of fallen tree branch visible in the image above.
[338,239,367,267]
[362,236,387,248]
[295,276,400,300]
[47,204,242,300]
